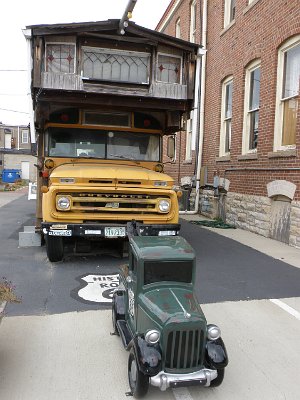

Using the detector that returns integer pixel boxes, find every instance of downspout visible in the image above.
[180,0,207,214]
[22,28,36,145]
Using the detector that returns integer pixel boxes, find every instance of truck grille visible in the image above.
[165,329,204,370]
[61,192,169,215]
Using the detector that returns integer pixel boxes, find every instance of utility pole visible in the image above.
[119,0,138,35]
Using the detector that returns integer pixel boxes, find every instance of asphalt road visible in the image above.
[1,193,300,400]
[1,193,300,316]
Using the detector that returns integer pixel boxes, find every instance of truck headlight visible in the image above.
[145,329,160,344]
[56,196,71,210]
[207,324,221,341]
[158,199,170,213]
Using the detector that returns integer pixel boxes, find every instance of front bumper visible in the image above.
[41,222,180,238]
[150,368,218,391]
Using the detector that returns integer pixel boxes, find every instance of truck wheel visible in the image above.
[128,349,149,398]
[210,369,224,387]
[46,236,64,262]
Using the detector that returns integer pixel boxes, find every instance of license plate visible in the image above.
[105,227,126,238]
[49,230,72,236]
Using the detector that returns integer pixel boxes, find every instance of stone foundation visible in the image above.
[199,190,300,249]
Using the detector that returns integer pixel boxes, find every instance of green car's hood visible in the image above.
[139,287,206,326]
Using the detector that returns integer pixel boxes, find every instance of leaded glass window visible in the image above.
[156,54,182,84]
[46,44,75,73]
[82,47,150,85]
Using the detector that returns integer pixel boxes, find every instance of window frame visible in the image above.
[242,60,261,154]
[21,129,29,144]
[185,112,193,161]
[219,76,233,157]
[224,0,236,28]
[189,0,197,43]
[274,35,300,151]
[45,42,76,74]
[81,46,151,85]
[175,18,181,39]
[156,52,183,85]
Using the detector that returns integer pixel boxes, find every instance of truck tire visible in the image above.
[128,348,149,398]
[210,369,224,387]
[46,236,64,262]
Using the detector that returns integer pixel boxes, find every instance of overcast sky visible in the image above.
[0,0,170,125]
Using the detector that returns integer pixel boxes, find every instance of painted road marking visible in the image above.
[270,299,300,321]
[172,388,193,400]
[72,273,119,304]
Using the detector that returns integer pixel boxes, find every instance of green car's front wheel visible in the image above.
[210,368,225,387]
[128,349,149,398]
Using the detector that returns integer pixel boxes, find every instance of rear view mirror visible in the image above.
[167,136,175,159]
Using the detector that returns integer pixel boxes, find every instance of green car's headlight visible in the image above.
[145,329,160,344]
[207,324,221,341]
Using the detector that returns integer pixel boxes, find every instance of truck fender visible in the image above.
[130,336,162,377]
[205,337,228,369]
[112,290,125,319]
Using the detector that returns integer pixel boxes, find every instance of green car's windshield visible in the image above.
[144,261,193,285]
[47,128,160,162]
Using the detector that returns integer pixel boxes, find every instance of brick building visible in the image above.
[157,0,300,248]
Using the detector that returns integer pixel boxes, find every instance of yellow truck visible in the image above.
[24,19,199,261]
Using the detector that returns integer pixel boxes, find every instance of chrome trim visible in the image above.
[150,368,218,391]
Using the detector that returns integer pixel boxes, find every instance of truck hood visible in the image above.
[50,163,173,187]
[139,287,206,326]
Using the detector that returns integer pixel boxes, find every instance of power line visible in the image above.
[0,107,29,114]
[0,69,27,72]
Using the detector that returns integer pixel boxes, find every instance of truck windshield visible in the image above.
[47,128,160,162]
[144,261,193,285]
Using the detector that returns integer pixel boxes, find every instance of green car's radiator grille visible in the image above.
[165,329,204,370]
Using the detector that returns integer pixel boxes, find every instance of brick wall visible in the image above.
[203,0,300,200]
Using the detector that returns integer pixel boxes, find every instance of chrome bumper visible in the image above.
[150,368,218,391]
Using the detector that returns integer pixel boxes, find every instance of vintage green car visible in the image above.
[112,235,228,397]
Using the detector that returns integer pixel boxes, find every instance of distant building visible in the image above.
[0,123,36,182]
[157,0,300,248]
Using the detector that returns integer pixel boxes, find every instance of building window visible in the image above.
[185,113,193,160]
[21,129,29,144]
[157,54,182,84]
[82,47,150,85]
[189,0,197,43]
[274,36,300,150]
[224,0,236,27]
[242,61,261,153]
[45,44,75,73]
[175,18,181,39]
[220,77,233,156]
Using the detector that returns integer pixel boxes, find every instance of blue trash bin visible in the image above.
[2,169,21,183]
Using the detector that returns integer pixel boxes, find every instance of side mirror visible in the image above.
[167,136,175,159]
[31,143,37,156]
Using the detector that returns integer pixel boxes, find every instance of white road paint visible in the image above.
[270,298,300,321]
[77,273,119,303]
[172,387,194,400]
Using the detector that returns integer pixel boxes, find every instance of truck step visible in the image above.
[116,320,132,348]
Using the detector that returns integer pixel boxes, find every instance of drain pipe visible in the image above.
[180,0,207,215]
[22,28,36,145]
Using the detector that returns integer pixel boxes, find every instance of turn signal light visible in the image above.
[154,164,164,173]
[41,186,49,193]
[44,159,55,169]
